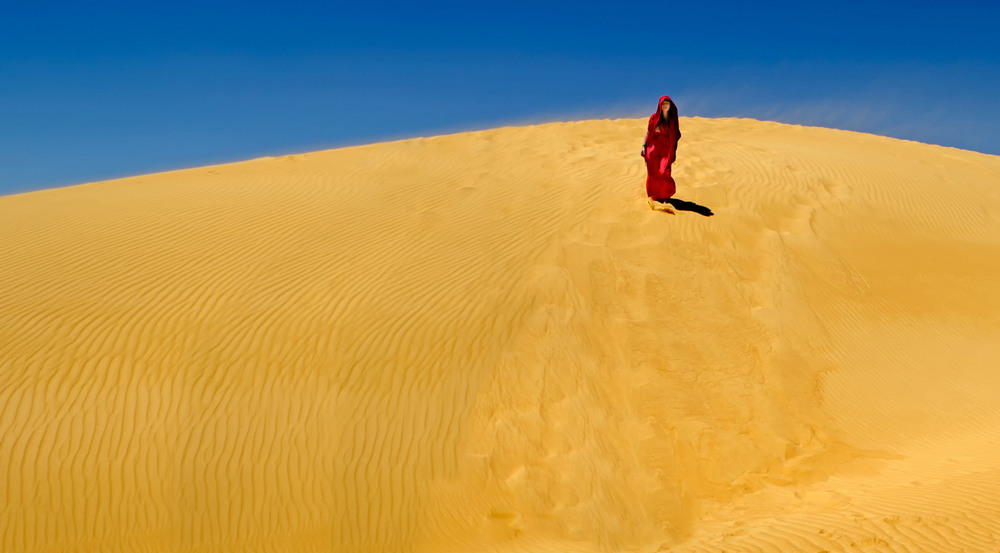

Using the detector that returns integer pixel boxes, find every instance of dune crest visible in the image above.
[3,118,1000,552]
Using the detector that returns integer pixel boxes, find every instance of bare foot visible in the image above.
[647,197,675,214]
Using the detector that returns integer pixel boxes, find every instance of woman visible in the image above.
[641,95,681,212]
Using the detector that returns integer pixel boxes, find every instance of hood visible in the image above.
[647,95,680,138]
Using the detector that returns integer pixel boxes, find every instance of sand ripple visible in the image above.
[2,118,1000,552]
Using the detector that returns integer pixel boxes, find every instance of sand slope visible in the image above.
[3,118,1000,552]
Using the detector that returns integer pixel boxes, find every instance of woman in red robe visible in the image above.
[641,95,681,211]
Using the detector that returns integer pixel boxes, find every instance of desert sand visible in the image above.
[3,117,1000,552]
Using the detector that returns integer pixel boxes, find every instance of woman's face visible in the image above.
[660,100,671,117]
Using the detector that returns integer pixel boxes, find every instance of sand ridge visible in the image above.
[2,118,1000,552]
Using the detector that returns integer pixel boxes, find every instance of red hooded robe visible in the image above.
[643,95,681,200]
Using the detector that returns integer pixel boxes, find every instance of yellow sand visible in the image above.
[3,118,1000,552]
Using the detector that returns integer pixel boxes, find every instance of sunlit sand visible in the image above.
[3,117,1000,552]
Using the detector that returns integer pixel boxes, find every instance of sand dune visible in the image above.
[2,117,1000,552]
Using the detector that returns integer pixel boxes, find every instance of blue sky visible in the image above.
[2,0,999,196]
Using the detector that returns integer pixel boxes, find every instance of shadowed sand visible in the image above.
[3,118,1000,552]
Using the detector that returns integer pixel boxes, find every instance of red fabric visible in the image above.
[643,95,681,200]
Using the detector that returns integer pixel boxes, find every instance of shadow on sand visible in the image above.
[665,198,714,217]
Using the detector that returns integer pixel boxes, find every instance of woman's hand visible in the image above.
[640,146,647,158]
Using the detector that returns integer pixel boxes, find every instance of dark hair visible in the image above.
[656,104,675,127]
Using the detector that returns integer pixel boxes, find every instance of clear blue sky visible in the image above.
[3,0,999,196]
